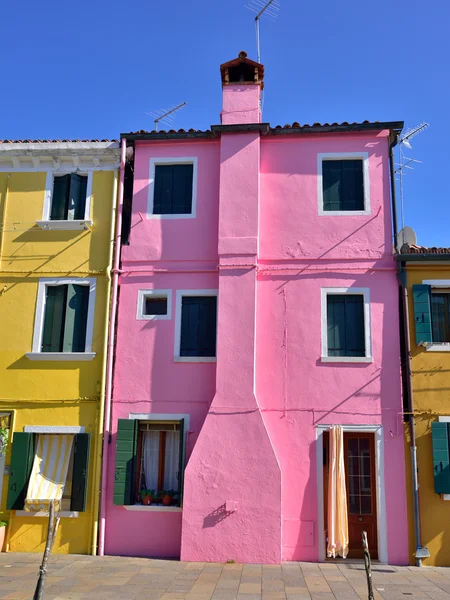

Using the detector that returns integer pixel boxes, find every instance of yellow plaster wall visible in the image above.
[0,170,116,554]
[406,264,450,566]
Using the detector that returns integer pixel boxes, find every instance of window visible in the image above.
[148,157,198,218]
[318,153,370,215]
[136,290,172,321]
[413,282,450,349]
[114,418,186,507]
[27,278,96,361]
[174,291,218,362]
[6,431,90,512]
[431,293,450,342]
[51,174,88,220]
[321,288,372,362]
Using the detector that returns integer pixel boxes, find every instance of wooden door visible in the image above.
[344,433,378,559]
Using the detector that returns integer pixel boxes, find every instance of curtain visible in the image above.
[327,426,349,558]
[143,431,159,491]
[163,431,180,491]
[25,434,74,512]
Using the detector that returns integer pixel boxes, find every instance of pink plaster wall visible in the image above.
[106,81,408,564]
[221,84,261,125]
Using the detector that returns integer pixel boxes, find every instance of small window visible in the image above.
[322,159,364,212]
[431,293,450,342]
[137,290,172,321]
[180,296,217,358]
[327,294,365,357]
[41,284,89,352]
[145,297,167,316]
[153,164,193,215]
[51,174,88,220]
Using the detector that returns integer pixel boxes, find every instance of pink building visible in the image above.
[102,52,409,564]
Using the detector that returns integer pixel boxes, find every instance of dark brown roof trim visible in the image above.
[396,253,450,262]
[211,123,270,134]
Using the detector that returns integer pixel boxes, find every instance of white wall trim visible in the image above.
[321,287,372,362]
[174,289,218,362]
[128,413,190,433]
[422,280,450,287]
[147,156,198,219]
[136,289,172,321]
[123,505,182,512]
[42,171,93,222]
[31,278,97,354]
[316,425,388,564]
[317,152,370,216]
[24,426,85,433]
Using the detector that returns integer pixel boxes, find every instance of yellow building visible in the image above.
[399,244,450,566]
[0,141,119,554]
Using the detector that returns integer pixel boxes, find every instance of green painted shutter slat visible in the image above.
[41,285,67,352]
[6,433,35,510]
[63,284,89,352]
[198,297,217,357]
[432,422,450,494]
[50,174,70,220]
[172,164,193,214]
[154,165,174,214]
[69,174,88,220]
[327,295,364,357]
[114,419,139,505]
[342,160,364,210]
[178,419,186,506]
[327,295,346,356]
[70,433,90,511]
[345,296,365,356]
[180,297,199,356]
[412,284,432,345]
[322,161,341,211]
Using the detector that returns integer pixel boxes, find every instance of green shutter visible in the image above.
[114,419,139,505]
[70,434,90,511]
[180,297,199,356]
[432,422,450,494]
[198,297,217,357]
[154,165,173,214]
[412,284,432,345]
[69,174,88,220]
[50,174,70,220]
[41,285,67,352]
[323,160,364,211]
[172,164,193,214]
[178,419,186,506]
[323,161,342,211]
[6,433,35,510]
[63,284,89,352]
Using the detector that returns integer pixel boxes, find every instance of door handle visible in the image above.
[359,517,363,522]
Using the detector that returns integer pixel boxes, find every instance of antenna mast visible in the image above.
[146,101,187,132]
[246,0,280,63]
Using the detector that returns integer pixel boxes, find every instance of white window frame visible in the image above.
[26,278,96,361]
[147,157,198,219]
[321,287,372,363]
[174,289,218,363]
[317,152,370,216]
[422,280,450,351]
[36,171,93,230]
[137,289,172,321]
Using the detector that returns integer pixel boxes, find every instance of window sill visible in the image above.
[15,511,79,518]
[36,220,93,231]
[321,356,373,363]
[26,352,96,361]
[123,505,182,512]
[146,213,195,220]
[425,344,450,352]
[174,356,216,363]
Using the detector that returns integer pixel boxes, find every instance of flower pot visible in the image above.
[162,495,172,506]
[142,496,152,506]
[0,527,6,552]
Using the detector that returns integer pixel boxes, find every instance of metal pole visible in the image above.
[33,500,59,600]
[256,18,261,63]
[362,531,374,600]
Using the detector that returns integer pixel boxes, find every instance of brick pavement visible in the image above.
[1,553,450,600]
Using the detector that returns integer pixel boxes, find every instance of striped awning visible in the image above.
[24,434,74,512]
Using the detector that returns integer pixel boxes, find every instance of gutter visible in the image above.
[396,254,450,262]
[98,139,126,556]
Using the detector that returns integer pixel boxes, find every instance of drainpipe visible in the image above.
[389,132,399,252]
[90,169,119,555]
[98,138,126,556]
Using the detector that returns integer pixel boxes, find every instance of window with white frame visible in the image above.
[318,153,370,215]
[174,290,217,362]
[42,172,92,223]
[27,278,96,360]
[148,158,197,218]
[412,280,450,349]
[321,288,372,362]
[137,290,172,320]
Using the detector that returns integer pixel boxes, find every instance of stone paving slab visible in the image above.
[1,554,450,600]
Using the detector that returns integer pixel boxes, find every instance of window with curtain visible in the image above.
[431,293,450,342]
[153,164,193,215]
[41,284,90,352]
[137,422,181,504]
[51,174,88,220]
[327,294,365,357]
[322,159,364,212]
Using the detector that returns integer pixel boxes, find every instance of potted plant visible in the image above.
[139,489,155,506]
[0,521,7,552]
[161,490,175,506]
[0,427,8,458]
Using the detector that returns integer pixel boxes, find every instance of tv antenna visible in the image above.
[146,101,187,132]
[395,122,429,238]
[246,0,280,63]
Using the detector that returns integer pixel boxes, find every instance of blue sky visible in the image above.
[3,0,449,246]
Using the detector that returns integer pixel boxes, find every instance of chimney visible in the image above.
[219,51,264,125]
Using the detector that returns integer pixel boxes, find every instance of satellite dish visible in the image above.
[396,226,417,252]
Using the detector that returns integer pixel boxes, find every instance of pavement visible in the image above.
[1,553,450,600]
